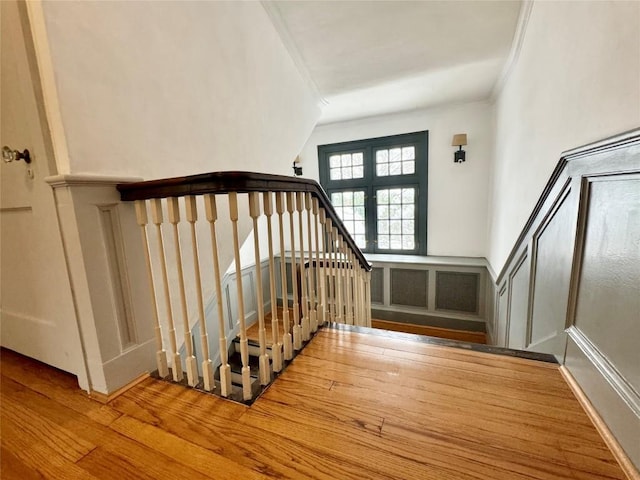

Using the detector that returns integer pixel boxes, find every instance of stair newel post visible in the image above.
[276,192,293,360]
[313,198,325,328]
[305,192,317,334]
[204,194,231,397]
[249,193,271,386]
[228,192,253,401]
[167,197,197,386]
[345,247,354,326]
[365,270,372,327]
[151,199,183,381]
[358,265,366,326]
[326,218,335,323]
[355,263,363,326]
[287,192,302,351]
[264,192,283,372]
[296,192,310,342]
[346,249,353,326]
[334,228,344,323]
[135,200,169,378]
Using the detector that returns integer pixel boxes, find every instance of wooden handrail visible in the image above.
[117,171,371,271]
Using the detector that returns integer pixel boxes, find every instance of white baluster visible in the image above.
[287,192,302,351]
[365,270,372,327]
[326,218,335,323]
[264,192,283,372]
[229,192,252,401]
[249,193,271,386]
[151,199,183,382]
[297,192,310,342]
[135,200,169,378]
[305,192,317,334]
[167,197,196,386]
[313,198,325,328]
[185,196,215,391]
[334,228,343,323]
[276,192,293,361]
[204,194,231,397]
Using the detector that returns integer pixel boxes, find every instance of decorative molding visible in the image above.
[526,181,572,347]
[567,326,640,417]
[260,1,325,107]
[561,128,640,163]
[559,366,640,480]
[24,0,72,175]
[88,372,150,404]
[99,205,137,348]
[45,174,143,188]
[505,249,529,349]
[490,0,534,101]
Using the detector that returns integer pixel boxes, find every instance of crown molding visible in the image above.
[490,0,534,102]
[260,1,326,107]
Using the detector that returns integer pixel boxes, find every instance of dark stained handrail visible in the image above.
[117,171,371,271]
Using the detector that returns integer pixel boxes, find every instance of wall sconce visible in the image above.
[451,134,467,163]
[292,157,303,176]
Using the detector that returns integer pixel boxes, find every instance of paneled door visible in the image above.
[1,0,86,386]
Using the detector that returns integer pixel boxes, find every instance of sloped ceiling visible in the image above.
[265,0,522,124]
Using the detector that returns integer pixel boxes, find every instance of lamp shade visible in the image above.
[451,134,467,147]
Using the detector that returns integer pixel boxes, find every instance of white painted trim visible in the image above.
[567,326,640,417]
[260,0,326,107]
[24,1,72,175]
[560,366,640,480]
[490,0,534,101]
[45,174,143,187]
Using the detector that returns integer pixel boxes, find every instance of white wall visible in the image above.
[488,0,640,275]
[300,101,493,257]
[41,1,320,179]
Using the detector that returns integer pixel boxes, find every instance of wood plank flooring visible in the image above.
[371,318,487,344]
[0,328,627,480]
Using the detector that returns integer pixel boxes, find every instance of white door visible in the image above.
[1,0,86,386]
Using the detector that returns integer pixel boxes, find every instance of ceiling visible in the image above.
[266,0,522,124]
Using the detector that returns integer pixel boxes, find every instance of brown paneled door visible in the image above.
[0,1,86,387]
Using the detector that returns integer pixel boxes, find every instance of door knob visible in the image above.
[2,145,31,164]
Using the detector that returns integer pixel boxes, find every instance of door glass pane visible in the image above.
[329,152,364,180]
[376,187,417,251]
[331,190,366,249]
[375,146,416,177]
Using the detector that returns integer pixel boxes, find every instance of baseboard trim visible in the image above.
[560,366,640,480]
[88,372,149,404]
[567,326,640,417]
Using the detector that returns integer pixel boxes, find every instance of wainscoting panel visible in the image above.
[365,255,488,332]
[571,174,640,390]
[492,130,640,472]
[391,268,428,308]
[496,284,509,347]
[506,253,529,350]
[370,267,384,304]
[435,272,479,314]
[528,186,575,356]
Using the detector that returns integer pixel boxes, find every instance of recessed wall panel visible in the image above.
[529,192,574,353]
[391,268,427,308]
[371,267,384,304]
[435,272,479,313]
[574,177,640,389]
[507,255,529,350]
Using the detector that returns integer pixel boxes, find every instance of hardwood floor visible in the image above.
[371,318,487,344]
[0,329,627,479]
